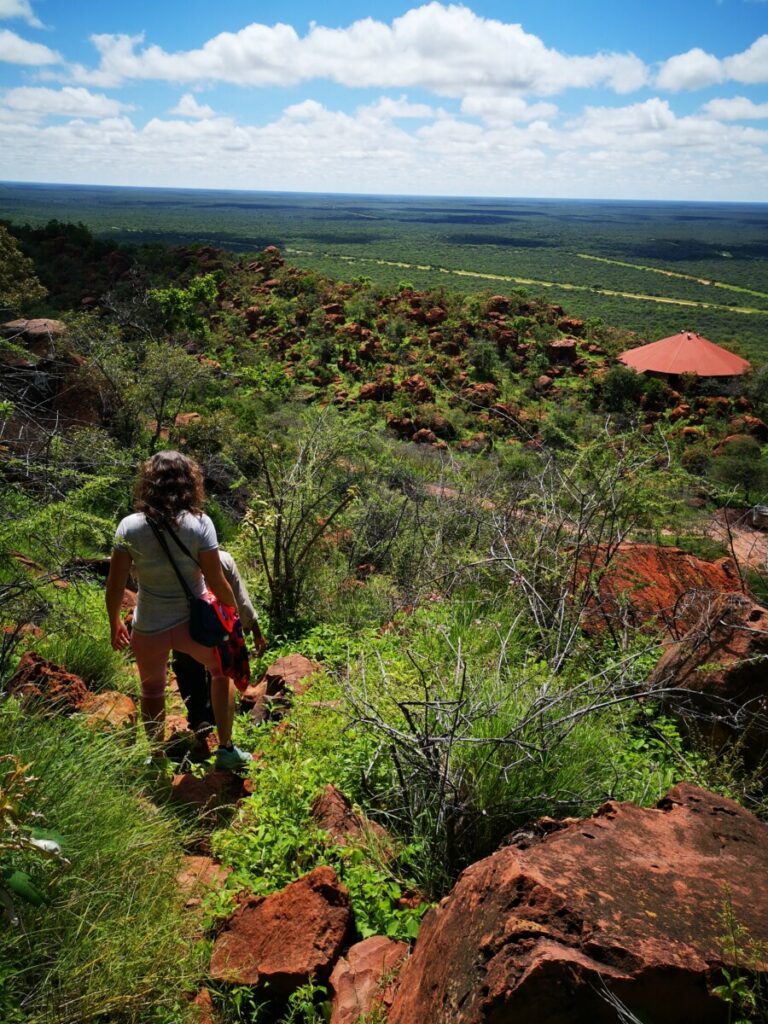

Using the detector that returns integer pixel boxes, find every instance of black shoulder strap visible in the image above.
[163,520,202,567]
[145,517,195,601]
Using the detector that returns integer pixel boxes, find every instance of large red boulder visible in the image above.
[579,544,743,637]
[170,770,253,816]
[209,866,352,994]
[389,785,768,1024]
[329,936,408,1024]
[647,592,768,760]
[81,690,137,733]
[7,653,90,714]
[240,653,319,720]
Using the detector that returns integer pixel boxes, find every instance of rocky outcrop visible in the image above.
[311,784,393,854]
[170,770,253,816]
[240,653,319,722]
[579,544,744,637]
[177,855,231,910]
[329,936,407,1024]
[648,592,768,760]
[7,653,90,714]
[81,690,137,733]
[209,866,352,995]
[388,784,768,1024]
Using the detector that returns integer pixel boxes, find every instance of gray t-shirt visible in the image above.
[113,511,218,634]
[219,551,257,630]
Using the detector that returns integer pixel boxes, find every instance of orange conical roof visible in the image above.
[619,332,751,377]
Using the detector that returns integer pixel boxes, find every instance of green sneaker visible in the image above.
[215,744,253,771]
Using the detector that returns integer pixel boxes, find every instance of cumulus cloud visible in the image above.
[0,0,42,28]
[1,85,132,118]
[461,94,558,125]
[656,47,723,91]
[703,96,768,120]
[1,91,765,201]
[724,34,768,83]
[169,93,216,118]
[658,34,768,91]
[0,27,59,64]
[69,4,648,97]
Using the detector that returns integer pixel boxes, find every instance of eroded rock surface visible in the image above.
[329,936,407,1024]
[209,866,352,995]
[8,653,90,714]
[648,592,768,759]
[580,543,743,637]
[388,785,768,1024]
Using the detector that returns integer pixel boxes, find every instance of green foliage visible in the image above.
[0,224,47,315]
[148,273,219,337]
[601,364,645,413]
[214,675,428,944]
[713,894,768,1024]
[710,437,768,503]
[0,702,203,1024]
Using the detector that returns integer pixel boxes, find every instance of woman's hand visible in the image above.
[111,620,131,651]
[251,627,267,658]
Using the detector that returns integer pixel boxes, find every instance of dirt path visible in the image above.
[706,509,768,573]
[286,249,768,317]
[576,253,768,303]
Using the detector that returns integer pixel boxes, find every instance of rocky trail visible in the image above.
[706,508,768,573]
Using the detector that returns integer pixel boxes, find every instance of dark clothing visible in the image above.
[172,649,215,730]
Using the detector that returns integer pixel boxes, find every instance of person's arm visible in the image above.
[220,552,268,655]
[199,548,237,608]
[106,548,133,650]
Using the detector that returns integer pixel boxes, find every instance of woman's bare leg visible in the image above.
[210,675,235,747]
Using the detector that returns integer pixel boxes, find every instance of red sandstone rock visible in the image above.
[190,988,218,1024]
[546,338,577,363]
[579,543,743,637]
[329,936,408,1024]
[81,690,137,733]
[358,380,394,402]
[399,373,434,403]
[535,374,553,391]
[170,770,253,816]
[311,785,393,853]
[262,653,319,698]
[388,784,768,1024]
[460,382,500,407]
[177,855,232,909]
[648,592,768,760]
[485,295,510,314]
[7,653,89,714]
[712,433,752,456]
[557,316,585,336]
[412,427,438,445]
[209,866,352,994]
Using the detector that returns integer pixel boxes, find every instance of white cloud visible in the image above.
[70,4,648,97]
[2,85,132,118]
[461,94,558,125]
[658,34,768,91]
[724,34,768,83]
[1,92,765,201]
[0,0,42,28]
[0,27,59,64]
[703,96,768,119]
[656,47,723,91]
[169,93,216,119]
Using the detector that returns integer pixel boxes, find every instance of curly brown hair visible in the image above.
[134,450,205,524]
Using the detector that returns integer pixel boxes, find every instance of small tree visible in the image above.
[0,226,46,317]
[711,438,768,504]
[242,410,362,632]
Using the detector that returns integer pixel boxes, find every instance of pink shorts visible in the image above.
[131,621,224,700]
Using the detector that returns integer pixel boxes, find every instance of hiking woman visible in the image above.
[105,450,251,770]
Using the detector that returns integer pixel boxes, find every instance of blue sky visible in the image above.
[1,0,767,199]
